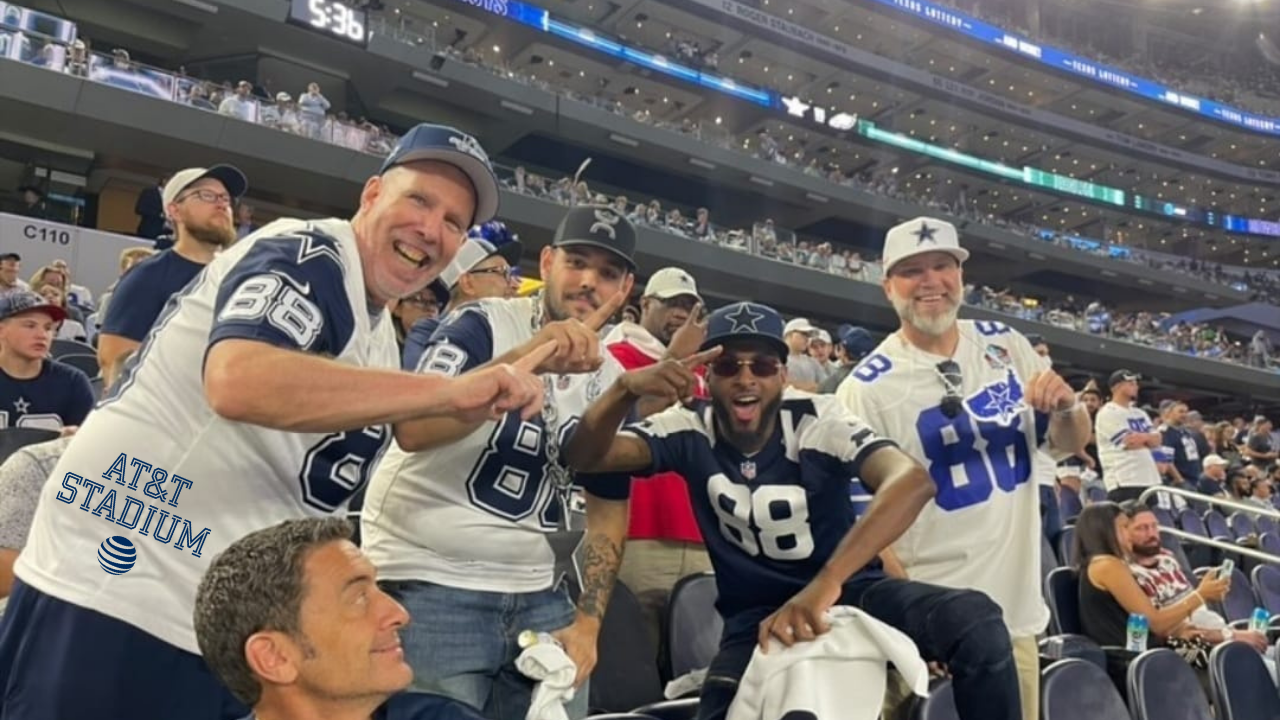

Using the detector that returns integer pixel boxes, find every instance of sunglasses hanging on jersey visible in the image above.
[710,357,783,378]
[936,360,964,418]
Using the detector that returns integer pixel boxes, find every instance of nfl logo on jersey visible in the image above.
[740,461,757,480]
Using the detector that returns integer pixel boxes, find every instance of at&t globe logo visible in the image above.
[97,536,137,575]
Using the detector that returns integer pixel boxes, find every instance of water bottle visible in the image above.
[1250,607,1270,634]
[1125,613,1149,653]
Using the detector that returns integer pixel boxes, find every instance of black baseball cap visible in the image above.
[551,205,637,272]
[379,123,500,226]
[1025,333,1046,347]
[1109,369,1141,387]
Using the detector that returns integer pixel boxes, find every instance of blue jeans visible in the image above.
[381,580,589,720]
[695,577,1020,720]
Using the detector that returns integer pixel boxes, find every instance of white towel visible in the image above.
[515,641,578,720]
[726,606,930,720]
[664,667,708,699]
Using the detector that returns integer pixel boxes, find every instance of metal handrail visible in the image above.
[1137,485,1280,520]
[1136,486,1280,565]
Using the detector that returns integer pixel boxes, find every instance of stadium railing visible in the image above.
[1136,486,1280,566]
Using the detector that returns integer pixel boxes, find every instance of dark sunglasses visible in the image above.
[936,360,963,418]
[710,357,782,378]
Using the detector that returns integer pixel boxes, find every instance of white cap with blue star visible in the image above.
[881,216,969,275]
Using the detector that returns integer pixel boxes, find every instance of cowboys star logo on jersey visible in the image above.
[964,369,1026,427]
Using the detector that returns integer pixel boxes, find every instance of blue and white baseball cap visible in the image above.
[0,290,67,323]
[380,123,500,226]
[700,302,789,359]
[438,221,523,288]
[882,216,969,275]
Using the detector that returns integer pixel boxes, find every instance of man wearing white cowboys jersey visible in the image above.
[0,123,551,720]
[361,205,639,720]
[836,217,1089,720]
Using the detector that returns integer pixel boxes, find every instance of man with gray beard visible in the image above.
[837,216,1089,720]
[99,166,247,387]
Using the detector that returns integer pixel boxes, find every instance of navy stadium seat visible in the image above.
[664,572,721,682]
[1056,525,1076,566]
[1038,634,1105,672]
[0,427,60,465]
[910,679,959,720]
[1260,532,1280,557]
[1044,567,1082,637]
[590,581,664,714]
[1085,485,1107,504]
[1204,510,1232,541]
[1209,641,1280,720]
[1255,515,1279,537]
[59,353,100,378]
[1041,658,1128,720]
[51,338,94,359]
[1228,512,1257,540]
[1252,564,1280,615]
[1127,648,1213,720]
[1150,506,1175,529]
[1158,533,1194,579]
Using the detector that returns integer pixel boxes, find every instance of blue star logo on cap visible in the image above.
[912,221,938,245]
[724,303,765,333]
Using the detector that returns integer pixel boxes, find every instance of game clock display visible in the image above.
[289,0,367,46]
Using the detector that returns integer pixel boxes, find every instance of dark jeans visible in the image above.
[695,577,1020,720]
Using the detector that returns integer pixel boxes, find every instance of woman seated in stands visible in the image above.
[1074,502,1229,690]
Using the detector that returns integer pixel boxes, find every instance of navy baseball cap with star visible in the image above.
[379,123,500,226]
[700,302,789,359]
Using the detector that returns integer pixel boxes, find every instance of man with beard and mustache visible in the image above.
[602,267,712,650]
[565,301,1021,720]
[1,123,555,720]
[1124,504,1271,658]
[98,166,247,388]
[835,217,1089,720]
[360,205,640,720]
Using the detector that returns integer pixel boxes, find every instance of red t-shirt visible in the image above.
[606,329,704,544]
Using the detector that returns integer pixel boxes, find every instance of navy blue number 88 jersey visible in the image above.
[622,390,892,618]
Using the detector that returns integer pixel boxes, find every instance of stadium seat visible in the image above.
[1260,532,1280,556]
[1150,506,1175,529]
[909,679,959,720]
[1222,567,1257,623]
[1040,532,1060,588]
[1203,510,1232,542]
[1178,508,1209,537]
[1039,634,1105,672]
[51,338,94,359]
[1209,641,1280,720]
[1127,648,1213,720]
[1158,533,1194,579]
[1041,658,1128,720]
[1057,486,1083,522]
[1252,565,1280,615]
[0,427,60,465]
[1044,567,1082,636]
[630,698,699,720]
[1255,515,1279,538]
[590,581,664,714]
[665,572,722,681]
[1085,486,1107,504]
[1056,525,1076,566]
[1228,512,1257,540]
[59,353,100,378]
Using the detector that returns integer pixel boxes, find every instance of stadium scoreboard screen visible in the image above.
[288,0,368,47]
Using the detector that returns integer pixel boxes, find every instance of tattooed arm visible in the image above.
[552,490,629,688]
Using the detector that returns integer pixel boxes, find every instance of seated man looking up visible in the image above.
[194,518,485,720]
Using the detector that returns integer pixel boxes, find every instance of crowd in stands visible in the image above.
[934,0,1280,118]
[5,29,1280,376]
[421,41,1280,305]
